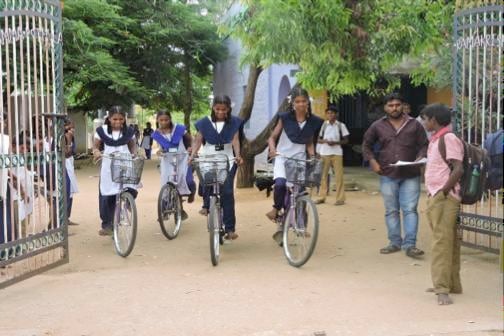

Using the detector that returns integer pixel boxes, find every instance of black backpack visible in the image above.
[484,130,503,191]
[439,133,491,205]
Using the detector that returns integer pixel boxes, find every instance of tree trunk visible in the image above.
[236,78,298,188]
[236,64,262,188]
[183,58,193,132]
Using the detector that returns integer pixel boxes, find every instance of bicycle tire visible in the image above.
[157,183,182,240]
[113,191,138,257]
[282,195,319,267]
[208,196,220,266]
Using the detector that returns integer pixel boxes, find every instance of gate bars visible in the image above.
[453,4,503,254]
[0,0,67,288]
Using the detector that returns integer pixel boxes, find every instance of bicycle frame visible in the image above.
[276,184,305,231]
[159,152,188,186]
[208,181,223,232]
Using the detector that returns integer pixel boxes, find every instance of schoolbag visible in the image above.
[484,130,503,191]
[439,133,491,205]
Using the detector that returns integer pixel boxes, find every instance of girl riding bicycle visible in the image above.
[93,106,139,236]
[190,95,243,240]
[152,110,196,220]
[266,88,323,228]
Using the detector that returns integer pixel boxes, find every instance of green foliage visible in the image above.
[224,0,455,97]
[63,0,225,118]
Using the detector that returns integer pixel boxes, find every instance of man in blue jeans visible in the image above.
[362,93,428,258]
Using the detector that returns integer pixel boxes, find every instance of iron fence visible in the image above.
[453,4,503,254]
[0,0,67,288]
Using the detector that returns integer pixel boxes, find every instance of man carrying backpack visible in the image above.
[315,105,350,205]
[422,103,464,305]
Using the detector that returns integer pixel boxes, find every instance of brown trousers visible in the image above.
[426,192,462,294]
[318,155,345,203]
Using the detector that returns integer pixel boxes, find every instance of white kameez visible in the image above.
[200,118,235,168]
[273,122,307,180]
[94,125,138,196]
[65,156,79,195]
[10,168,34,221]
[159,129,191,195]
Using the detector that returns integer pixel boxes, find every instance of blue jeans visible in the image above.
[379,176,421,249]
[202,165,237,233]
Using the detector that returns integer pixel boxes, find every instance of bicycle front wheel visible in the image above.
[113,191,138,257]
[283,195,319,267]
[208,196,221,266]
[158,183,182,240]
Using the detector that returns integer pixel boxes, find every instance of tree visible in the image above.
[63,0,147,112]
[222,0,454,187]
[63,0,226,126]
[110,0,226,130]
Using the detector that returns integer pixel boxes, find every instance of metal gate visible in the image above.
[453,4,503,254]
[0,0,67,288]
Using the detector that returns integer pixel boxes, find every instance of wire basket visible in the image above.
[193,154,229,186]
[284,156,322,187]
[109,154,144,184]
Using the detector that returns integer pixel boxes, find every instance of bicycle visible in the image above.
[98,152,144,257]
[157,151,189,240]
[192,154,230,266]
[272,152,322,267]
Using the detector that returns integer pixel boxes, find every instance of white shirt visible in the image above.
[0,134,9,199]
[318,121,349,156]
[273,122,307,180]
[94,126,138,196]
[201,117,234,166]
[159,128,191,195]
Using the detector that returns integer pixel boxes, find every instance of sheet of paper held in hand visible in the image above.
[389,158,428,167]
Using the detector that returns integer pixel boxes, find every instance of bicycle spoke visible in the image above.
[283,196,319,267]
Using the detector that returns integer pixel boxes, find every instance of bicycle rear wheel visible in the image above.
[208,196,220,266]
[283,195,319,267]
[158,183,182,240]
[113,191,138,257]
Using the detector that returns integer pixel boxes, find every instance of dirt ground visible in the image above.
[0,160,502,336]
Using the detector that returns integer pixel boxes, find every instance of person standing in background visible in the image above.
[362,93,428,258]
[141,122,154,160]
[315,105,349,206]
[64,119,79,225]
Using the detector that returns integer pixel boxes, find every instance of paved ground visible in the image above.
[0,161,501,336]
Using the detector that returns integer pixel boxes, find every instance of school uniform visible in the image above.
[152,124,195,196]
[65,138,79,218]
[272,112,323,211]
[425,126,463,294]
[42,138,71,229]
[194,115,242,233]
[317,120,349,203]
[94,125,138,230]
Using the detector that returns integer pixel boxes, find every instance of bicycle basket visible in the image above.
[110,154,144,184]
[284,156,322,187]
[305,158,322,187]
[193,154,229,186]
